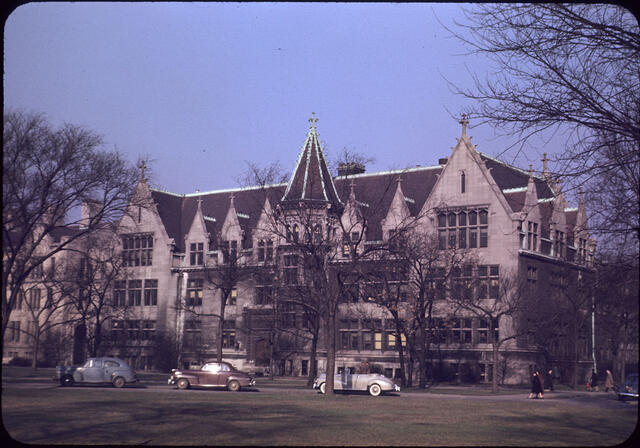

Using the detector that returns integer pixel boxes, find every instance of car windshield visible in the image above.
[82,359,100,368]
[202,363,220,373]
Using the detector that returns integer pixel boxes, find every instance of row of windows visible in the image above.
[183,319,236,348]
[10,288,54,310]
[437,209,489,249]
[122,234,154,267]
[113,279,158,307]
[338,317,499,351]
[185,279,237,307]
[520,221,592,265]
[111,319,156,340]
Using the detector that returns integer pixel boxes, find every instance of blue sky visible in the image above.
[4,2,551,194]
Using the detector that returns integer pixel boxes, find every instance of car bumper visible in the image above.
[394,384,401,392]
[617,392,638,399]
[168,378,176,385]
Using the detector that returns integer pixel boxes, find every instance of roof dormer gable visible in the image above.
[221,194,243,242]
[420,115,513,218]
[382,177,411,232]
[185,197,209,242]
[340,179,366,230]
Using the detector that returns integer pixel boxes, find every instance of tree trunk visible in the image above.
[392,316,407,388]
[620,321,628,384]
[307,332,318,387]
[492,343,500,393]
[571,322,579,389]
[31,329,41,371]
[217,294,228,363]
[325,310,336,395]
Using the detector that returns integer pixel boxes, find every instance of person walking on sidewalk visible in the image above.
[529,370,544,399]
[604,370,615,392]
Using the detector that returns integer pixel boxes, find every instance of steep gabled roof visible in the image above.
[480,154,555,201]
[281,114,342,206]
[150,184,286,252]
[334,165,442,240]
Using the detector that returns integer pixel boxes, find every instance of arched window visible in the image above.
[257,240,265,262]
[293,224,299,242]
[461,171,466,193]
[313,224,322,244]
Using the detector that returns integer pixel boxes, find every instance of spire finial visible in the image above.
[229,193,235,206]
[459,114,469,138]
[542,153,548,174]
[309,112,318,130]
[138,159,147,181]
[529,164,533,178]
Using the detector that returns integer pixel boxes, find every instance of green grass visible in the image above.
[2,386,637,446]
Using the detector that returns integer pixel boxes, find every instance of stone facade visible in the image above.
[3,116,597,385]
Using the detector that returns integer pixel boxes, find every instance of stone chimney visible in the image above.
[338,162,366,176]
[80,200,102,229]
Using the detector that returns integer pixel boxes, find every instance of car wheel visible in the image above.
[369,383,382,396]
[112,376,126,388]
[61,375,74,387]
[319,382,326,394]
[228,380,240,392]
[177,378,189,390]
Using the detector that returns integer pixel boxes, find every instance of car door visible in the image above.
[80,359,105,383]
[218,363,232,386]
[103,359,121,382]
[199,363,221,386]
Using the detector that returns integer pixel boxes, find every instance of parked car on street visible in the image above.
[168,361,256,391]
[54,357,138,388]
[617,373,638,401]
[313,371,400,396]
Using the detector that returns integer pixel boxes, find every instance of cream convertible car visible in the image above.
[313,371,400,396]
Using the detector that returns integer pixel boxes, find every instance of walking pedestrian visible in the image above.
[529,370,544,399]
[546,369,554,392]
[604,370,614,392]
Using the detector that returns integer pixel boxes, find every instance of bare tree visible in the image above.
[13,275,74,369]
[525,265,594,389]
[447,269,534,393]
[2,109,141,340]
[594,253,639,384]
[54,226,131,362]
[445,4,640,244]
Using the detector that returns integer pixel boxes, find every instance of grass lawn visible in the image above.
[2,386,636,446]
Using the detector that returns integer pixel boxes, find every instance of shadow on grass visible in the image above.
[486,407,637,445]
[3,390,344,445]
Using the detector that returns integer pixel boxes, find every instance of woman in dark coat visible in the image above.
[529,371,544,399]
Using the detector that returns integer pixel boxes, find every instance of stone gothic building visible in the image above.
[4,115,597,385]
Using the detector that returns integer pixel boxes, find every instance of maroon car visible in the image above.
[168,361,255,391]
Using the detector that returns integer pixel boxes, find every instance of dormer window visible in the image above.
[527,222,538,251]
[578,238,587,264]
[554,230,565,258]
[190,242,204,266]
[313,224,323,244]
[221,240,238,264]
